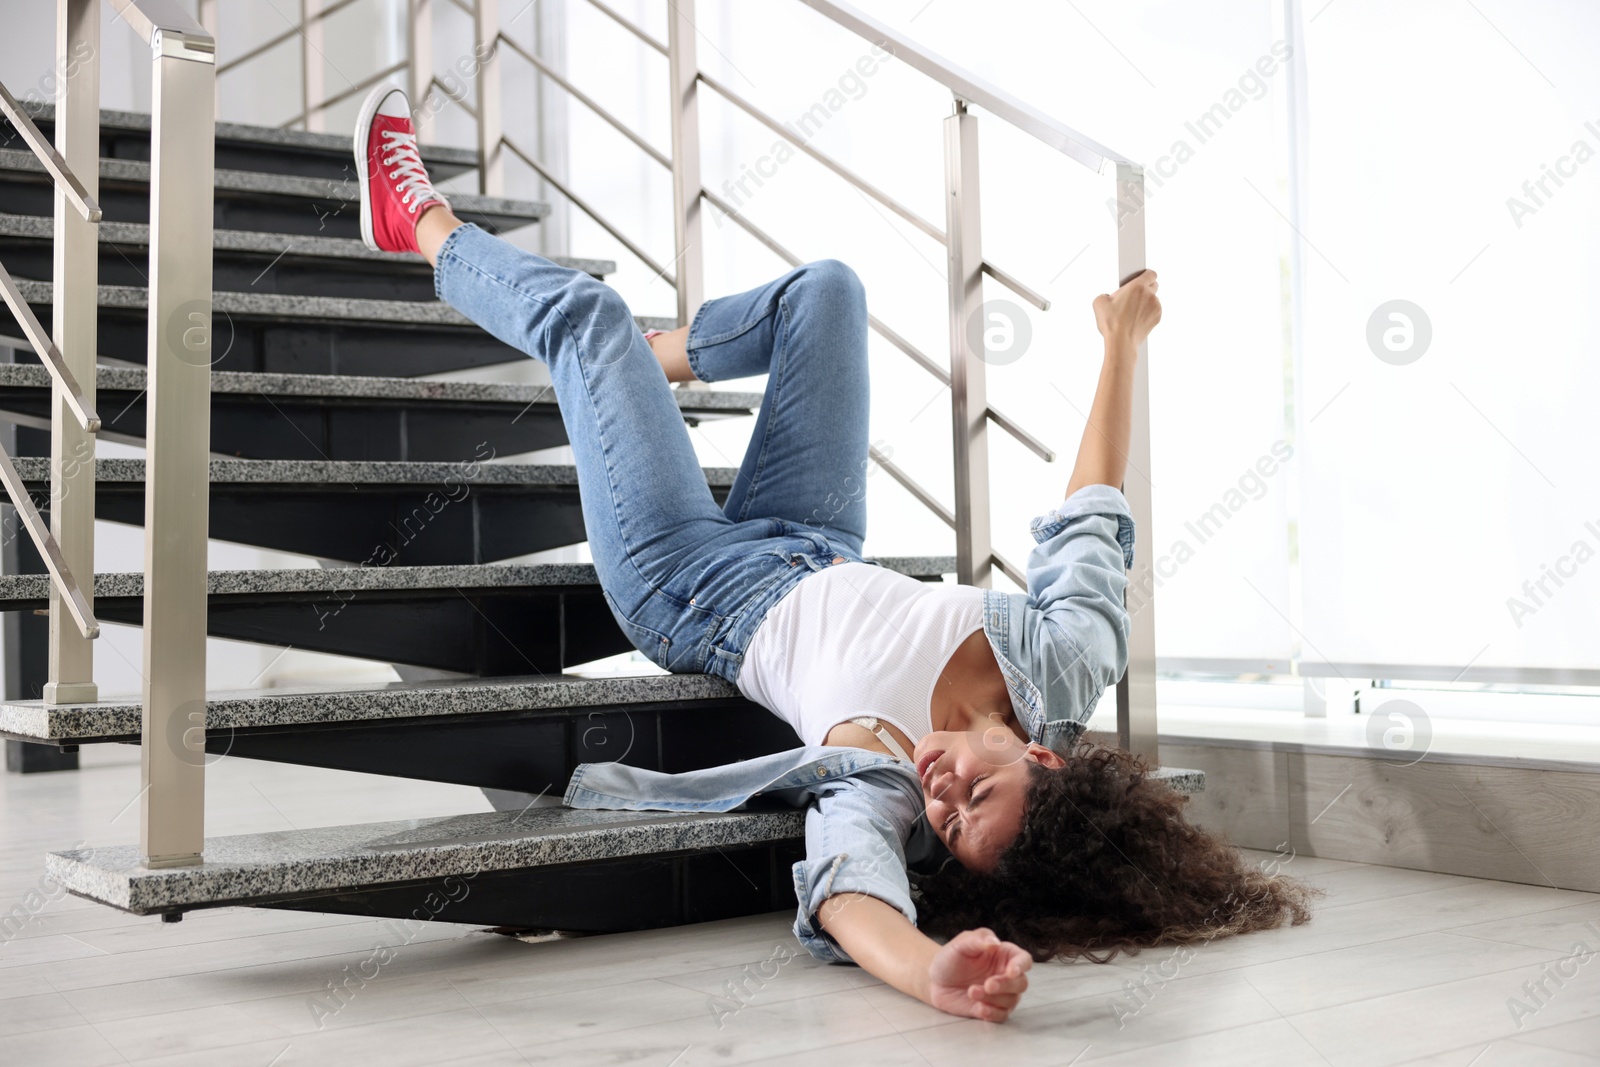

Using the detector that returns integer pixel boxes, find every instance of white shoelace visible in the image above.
[380,129,445,214]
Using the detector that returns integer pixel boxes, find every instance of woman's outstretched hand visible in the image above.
[927,928,1033,1022]
[1092,268,1162,348]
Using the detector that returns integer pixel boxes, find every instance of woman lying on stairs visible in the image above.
[354,85,1314,1024]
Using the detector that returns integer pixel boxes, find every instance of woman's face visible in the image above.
[912,727,1065,872]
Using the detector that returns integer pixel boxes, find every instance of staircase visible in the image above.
[2,0,1201,938]
[0,103,970,931]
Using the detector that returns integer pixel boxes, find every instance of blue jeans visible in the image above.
[433,223,875,684]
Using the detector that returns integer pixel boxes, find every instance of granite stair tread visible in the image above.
[45,807,807,915]
[0,557,954,602]
[0,558,955,675]
[8,276,678,335]
[14,456,743,564]
[5,102,482,181]
[44,767,1203,915]
[11,455,739,488]
[0,149,549,233]
[0,671,748,742]
[0,362,762,417]
[0,211,616,280]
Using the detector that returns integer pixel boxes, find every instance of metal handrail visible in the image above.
[579,0,668,56]
[697,69,1050,312]
[0,83,104,435]
[501,134,678,284]
[700,185,1055,463]
[0,82,101,223]
[194,0,1158,760]
[0,444,98,637]
[427,74,477,118]
[797,0,1133,174]
[0,263,101,432]
[0,71,103,644]
[696,69,943,244]
[279,59,409,132]
[384,0,1065,539]
[496,33,672,170]
[212,0,362,77]
[869,445,1024,587]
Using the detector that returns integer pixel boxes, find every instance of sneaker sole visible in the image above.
[352,84,392,253]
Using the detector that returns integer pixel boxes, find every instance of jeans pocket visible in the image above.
[601,588,673,670]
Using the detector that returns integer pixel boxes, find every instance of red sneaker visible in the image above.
[354,85,450,254]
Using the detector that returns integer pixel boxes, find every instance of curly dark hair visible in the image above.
[915,739,1318,962]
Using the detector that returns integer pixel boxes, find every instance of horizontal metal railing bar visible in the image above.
[0,262,101,432]
[280,59,409,131]
[213,23,297,74]
[500,134,677,286]
[986,404,1054,462]
[698,69,1051,313]
[0,82,101,224]
[701,185,1054,463]
[868,445,1024,586]
[0,440,98,639]
[577,0,669,56]
[980,259,1048,312]
[702,187,943,376]
[696,69,942,244]
[866,311,950,388]
[428,75,478,120]
[496,33,671,170]
[797,0,1133,175]
[213,0,363,75]
[871,444,953,526]
[991,549,1025,588]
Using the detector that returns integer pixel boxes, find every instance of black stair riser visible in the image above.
[5,300,527,377]
[190,697,805,792]
[31,483,730,565]
[1,386,578,460]
[0,169,532,242]
[0,236,478,303]
[1,114,480,184]
[6,573,940,674]
[6,587,628,675]
[0,385,737,462]
[236,844,803,932]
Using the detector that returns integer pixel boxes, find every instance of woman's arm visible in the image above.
[1066,270,1161,497]
[817,892,1032,1023]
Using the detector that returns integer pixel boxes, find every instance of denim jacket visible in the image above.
[564,745,936,964]
[563,484,1135,965]
[982,482,1135,749]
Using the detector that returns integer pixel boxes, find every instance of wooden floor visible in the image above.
[3,746,1598,1066]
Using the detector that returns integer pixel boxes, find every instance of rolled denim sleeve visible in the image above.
[1023,484,1133,735]
[790,771,921,965]
[1029,482,1135,569]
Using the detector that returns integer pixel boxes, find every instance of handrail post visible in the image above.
[665,0,703,327]
[408,0,432,143]
[1114,162,1158,764]
[474,0,504,196]
[943,98,991,589]
[137,10,215,868]
[45,0,100,706]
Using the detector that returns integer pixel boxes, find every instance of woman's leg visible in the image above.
[426,210,741,615]
[673,259,873,558]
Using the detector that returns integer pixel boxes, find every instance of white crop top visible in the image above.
[734,562,987,752]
